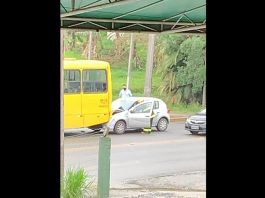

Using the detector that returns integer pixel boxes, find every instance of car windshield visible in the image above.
[122,100,136,110]
[112,98,148,111]
[112,99,138,111]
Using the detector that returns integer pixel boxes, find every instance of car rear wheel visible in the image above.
[114,120,126,134]
[156,118,168,132]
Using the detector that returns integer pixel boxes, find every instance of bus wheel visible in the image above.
[114,120,126,134]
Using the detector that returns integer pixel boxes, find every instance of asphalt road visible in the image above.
[64,122,206,189]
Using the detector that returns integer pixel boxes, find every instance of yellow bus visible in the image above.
[64,60,112,131]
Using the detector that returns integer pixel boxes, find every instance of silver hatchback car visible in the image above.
[107,97,170,134]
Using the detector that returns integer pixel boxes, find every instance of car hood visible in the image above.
[111,110,128,120]
[189,115,206,121]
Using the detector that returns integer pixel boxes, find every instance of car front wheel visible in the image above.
[156,118,168,132]
[114,120,126,134]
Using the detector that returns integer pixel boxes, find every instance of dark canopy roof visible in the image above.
[60,0,206,34]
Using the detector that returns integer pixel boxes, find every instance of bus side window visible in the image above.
[95,82,104,92]
[69,81,81,93]
[83,82,93,92]
[103,82,107,91]
[64,70,81,94]
[83,69,107,93]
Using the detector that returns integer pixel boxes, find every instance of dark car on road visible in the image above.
[185,109,206,135]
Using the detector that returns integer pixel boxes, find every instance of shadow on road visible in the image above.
[186,133,206,137]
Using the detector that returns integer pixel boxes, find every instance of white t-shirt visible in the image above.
[119,89,132,98]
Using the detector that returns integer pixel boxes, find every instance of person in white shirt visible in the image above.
[119,84,132,98]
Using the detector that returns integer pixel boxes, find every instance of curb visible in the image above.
[170,117,188,122]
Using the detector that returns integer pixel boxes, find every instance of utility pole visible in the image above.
[126,33,134,89]
[144,34,155,96]
[60,29,64,185]
[202,53,206,107]
[88,31,93,59]
[97,135,111,198]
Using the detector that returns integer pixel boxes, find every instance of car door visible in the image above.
[127,101,154,128]
[152,100,160,124]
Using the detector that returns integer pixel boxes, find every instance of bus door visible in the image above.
[82,69,109,127]
[64,69,83,128]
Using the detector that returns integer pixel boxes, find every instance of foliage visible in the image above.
[111,66,161,101]
[64,50,85,60]
[168,102,203,114]
[156,35,206,104]
[61,167,96,198]
[63,30,206,111]
[64,31,148,69]
[64,30,89,52]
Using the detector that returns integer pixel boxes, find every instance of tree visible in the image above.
[157,35,206,105]
[156,34,186,103]
[107,32,125,60]
[144,34,155,96]
[202,52,206,107]
[64,30,90,55]
[126,33,134,89]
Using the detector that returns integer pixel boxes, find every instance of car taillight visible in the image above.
[167,108,170,113]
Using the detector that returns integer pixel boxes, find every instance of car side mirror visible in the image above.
[130,109,134,113]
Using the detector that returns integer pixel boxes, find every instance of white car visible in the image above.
[108,97,170,134]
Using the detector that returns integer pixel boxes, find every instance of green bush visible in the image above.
[61,167,96,198]
[168,102,203,113]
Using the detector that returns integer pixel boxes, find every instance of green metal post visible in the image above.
[97,136,111,198]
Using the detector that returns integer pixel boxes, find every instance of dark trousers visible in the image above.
[150,118,153,128]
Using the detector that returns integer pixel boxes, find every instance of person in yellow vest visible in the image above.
[143,110,157,133]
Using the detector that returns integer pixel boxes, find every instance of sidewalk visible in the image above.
[109,171,206,198]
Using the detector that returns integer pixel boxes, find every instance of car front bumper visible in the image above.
[185,122,206,133]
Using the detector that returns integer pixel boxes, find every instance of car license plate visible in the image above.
[191,125,199,130]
